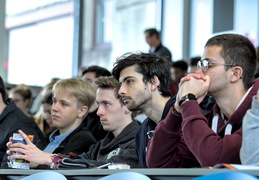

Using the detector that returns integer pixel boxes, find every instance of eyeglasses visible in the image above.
[197,59,236,72]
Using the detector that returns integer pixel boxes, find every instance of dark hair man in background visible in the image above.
[81,65,112,141]
[144,28,172,62]
[188,56,201,74]
[171,60,188,85]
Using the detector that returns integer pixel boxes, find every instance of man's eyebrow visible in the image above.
[201,58,213,61]
[98,100,111,104]
[121,76,135,83]
[59,99,69,104]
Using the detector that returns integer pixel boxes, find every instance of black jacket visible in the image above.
[82,109,107,141]
[135,96,175,168]
[36,123,97,169]
[150,43,172,61]
[36,123,97,155]
[79,121,139,168]
[0,99,44,168]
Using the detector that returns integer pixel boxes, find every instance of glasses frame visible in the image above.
[197,59,236,72]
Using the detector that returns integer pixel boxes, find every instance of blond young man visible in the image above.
[6,78,97,168]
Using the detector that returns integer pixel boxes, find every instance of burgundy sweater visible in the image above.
[146,78,259,167]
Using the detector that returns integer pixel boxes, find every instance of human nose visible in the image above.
[51,103,58,112]
[97,106,104,116]
[118,84,126,96]
[195,67,204,74]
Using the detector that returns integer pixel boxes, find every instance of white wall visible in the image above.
[235,0,258,47]
[190,0,259,58]
[190,0,213,58]
[162,0,184,61]
[81,0,156,71]
[111,0,156,63]
[0,0,6,79]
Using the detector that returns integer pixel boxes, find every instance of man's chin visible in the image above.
[127,105,140,112]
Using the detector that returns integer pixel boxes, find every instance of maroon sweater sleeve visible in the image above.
[146,106,199,168]
[181,100,242,167]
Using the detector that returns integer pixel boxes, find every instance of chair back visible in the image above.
[192,171,258,180]
[20,171,67,180]
[98,172,151,180]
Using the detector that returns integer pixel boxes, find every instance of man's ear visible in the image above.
[230,66,243,82]
[78,106,88,118]
[150,76,160,91]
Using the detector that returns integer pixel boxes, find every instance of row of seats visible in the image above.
[21,171,259,180]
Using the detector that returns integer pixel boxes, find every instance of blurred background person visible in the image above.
[33,78,60,133]
[188,56,201,74]
[81,65,111,84]
[170,60,188,85]
[144,28,172,62]
[81,65,111,141]
[8,84,34,118]
[0,76,43,167]
[35,91,55,136]
[30,78,60,115]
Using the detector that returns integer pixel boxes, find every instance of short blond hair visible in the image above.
[53,78,96,110]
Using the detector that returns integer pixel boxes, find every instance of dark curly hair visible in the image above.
[112,52,171,97]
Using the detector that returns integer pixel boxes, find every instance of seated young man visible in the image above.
[0,76,43,167]
[81,65,111,141]
[5,78,97,169]
[111,53,193,168]
[146,33,259,168]
[7,76,139,168]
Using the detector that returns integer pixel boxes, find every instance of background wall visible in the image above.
[81,0,157,71]
[0,1,7,80]
[1,0,259,86]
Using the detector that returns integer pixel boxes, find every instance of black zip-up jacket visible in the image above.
[135,97,175,168]
[79,120,139,168]
[0,99,44,168]
[36,123,97,169]
[36,123,97,155]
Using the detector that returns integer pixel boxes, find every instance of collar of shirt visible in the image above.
[43,125,80,153]
[49,125,80,144]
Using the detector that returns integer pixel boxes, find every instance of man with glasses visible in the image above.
[146,33,259,168]
[144,28,172,62]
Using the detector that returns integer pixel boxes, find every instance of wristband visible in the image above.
[179,93,197,106]
[172,105,181,116]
